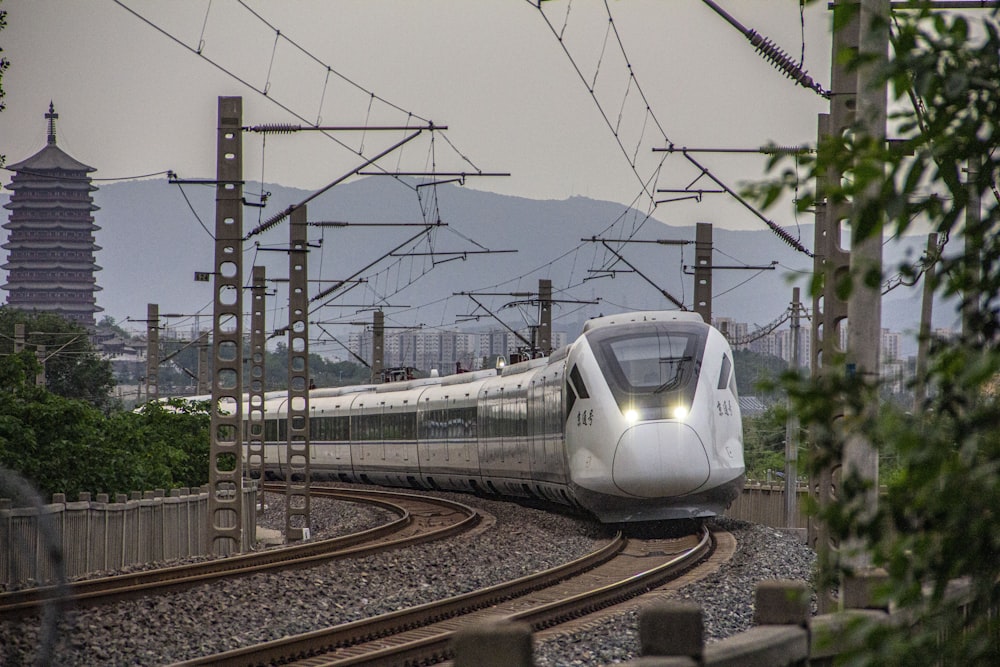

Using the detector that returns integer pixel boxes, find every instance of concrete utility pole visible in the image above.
[285,206,312,540]
[372,310,385,381]
[914,233,938,411]
[197,332,210,395]
[785,288,801,529]
[963,157,982,340]
[693,223,713,323]
[538,279,553,355]
[809,0,859,613]
[842,0,889,576]
[146,303,159,402]
[34,344,45,387]
[12,324,44,386]
[209,96,245,555]
[247,266,267,512]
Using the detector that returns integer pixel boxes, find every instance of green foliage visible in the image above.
[115,335,372,397]
[753,3,1000,663]
[0,308,117,411]
[742,404,795,480]
[0,352,211,500]
[264,342,370,389]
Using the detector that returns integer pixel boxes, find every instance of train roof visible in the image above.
[581,310,703,333]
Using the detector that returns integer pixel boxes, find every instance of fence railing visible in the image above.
[0,485,258,587]
[451,575,992,666]
[725,481,809,530]
[0,479,792,588]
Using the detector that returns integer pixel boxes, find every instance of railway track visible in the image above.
[169,523,715,667]
[0,486,480,620]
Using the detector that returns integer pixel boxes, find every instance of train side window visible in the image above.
[313,416,327,440]
[718,355,732,390]
[404,411,417,440]
[334,415,349,440]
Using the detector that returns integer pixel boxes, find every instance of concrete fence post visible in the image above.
[700,580,811,666]
[841,570,889,611]
[451,617,534,667]
[755,580,811,626]
[635,601,703,666]
[0,499,10,586]
[64,493,92,578]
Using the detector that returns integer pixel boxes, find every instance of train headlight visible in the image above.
[671,405,688,421]
[624,409,639,424]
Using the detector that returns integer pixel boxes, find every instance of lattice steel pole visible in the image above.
[538,279,552,355]
[247,266,267,512]
[209,96,244,555]
[146,303,159,402]
[35,344,45,387]
[808,1,857,610]
[785,287,801,529]
[372,310,385,382]
[285,206,311,540]
[694,223,713,323]
[842,0,888,576]
[197,332,210,395]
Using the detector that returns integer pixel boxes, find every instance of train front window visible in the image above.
[606,335,692,392]
[587,321,707,420]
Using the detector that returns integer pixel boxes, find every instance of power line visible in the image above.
[530,0,814,257]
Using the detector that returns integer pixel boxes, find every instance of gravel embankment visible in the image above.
[0,488,814,666]
[533,518,816,666]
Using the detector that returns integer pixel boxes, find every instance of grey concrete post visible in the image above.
[914,233,937,411]
[754,580,811,627]
[843,0,889,576]
[639,601,704,662]
[452,617,534,667]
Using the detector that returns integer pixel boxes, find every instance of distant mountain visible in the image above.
[0,176,957,355]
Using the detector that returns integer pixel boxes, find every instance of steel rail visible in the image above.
[172,525,716,667]
[0,487,479,619]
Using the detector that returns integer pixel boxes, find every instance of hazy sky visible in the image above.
[2,0,834,233]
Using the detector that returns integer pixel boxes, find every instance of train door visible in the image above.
[528,378,543,474]
[544,370,568,483]
[510,383,528,477]
[478,387,502,475]
[352,399,384,466]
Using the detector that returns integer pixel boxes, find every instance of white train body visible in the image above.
[252,311,745,522]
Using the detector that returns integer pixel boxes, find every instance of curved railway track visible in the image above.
[170,524,716,667]
[0,486,480,620]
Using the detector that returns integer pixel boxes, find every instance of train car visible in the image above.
[242,310,745,523]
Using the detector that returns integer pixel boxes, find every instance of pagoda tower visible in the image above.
[2,103,103,328]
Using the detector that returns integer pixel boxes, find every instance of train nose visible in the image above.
[611,421,711,497]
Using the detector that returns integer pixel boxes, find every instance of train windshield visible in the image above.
[587,322,707,418]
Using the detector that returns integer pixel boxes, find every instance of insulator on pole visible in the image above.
[747,31,831,99]
[246,123,302,134]
[759,145,813,156]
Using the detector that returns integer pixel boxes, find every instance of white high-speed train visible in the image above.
[226,310,745,523]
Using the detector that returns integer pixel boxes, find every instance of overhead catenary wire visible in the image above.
[530,0,814,258]
[112,0,476,190]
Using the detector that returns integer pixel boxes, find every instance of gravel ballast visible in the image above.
[0,488,814,666]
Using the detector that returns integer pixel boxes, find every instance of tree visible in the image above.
[756,3,1000,663]
[0,357,211,500]
[0,308,116,410]
[264,342,369,390]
